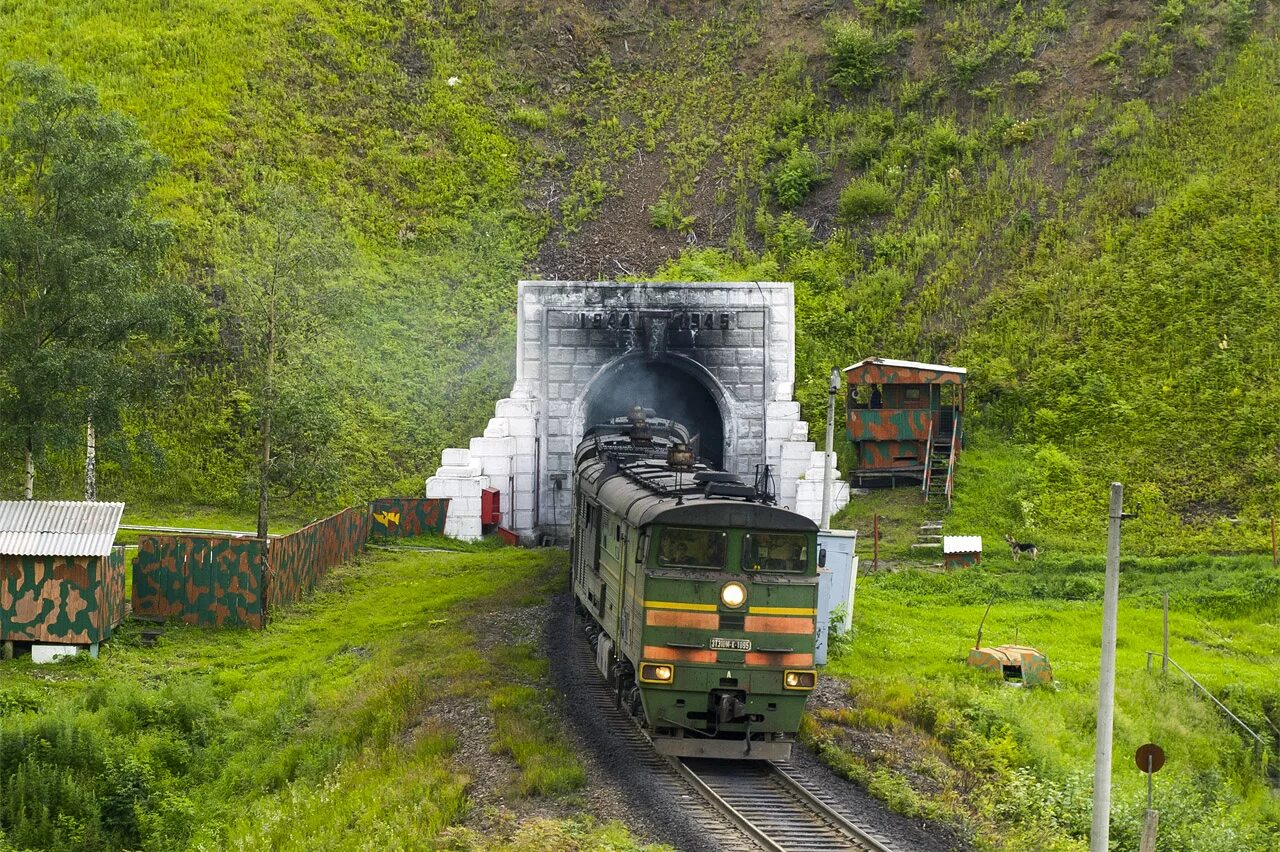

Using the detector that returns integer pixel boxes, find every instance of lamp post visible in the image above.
[821,366,840,529]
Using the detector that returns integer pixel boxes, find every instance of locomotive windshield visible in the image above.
[742,532,809,573]
[657,527,727,569]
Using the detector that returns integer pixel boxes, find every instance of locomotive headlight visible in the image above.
[784,670,817,690]
[640,663,674,683]
[720,581,747,609]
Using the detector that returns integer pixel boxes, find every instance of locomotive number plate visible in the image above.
[709,638,752,651]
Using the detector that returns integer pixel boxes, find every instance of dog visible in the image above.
[1005,534,1039,562]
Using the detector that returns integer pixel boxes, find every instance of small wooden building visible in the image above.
[0,501,126,658]
[943,535,982,570]
[844,357,966,502]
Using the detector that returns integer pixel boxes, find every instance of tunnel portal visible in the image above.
[427,280,844,542]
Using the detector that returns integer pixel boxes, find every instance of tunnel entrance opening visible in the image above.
[584,358,725,469]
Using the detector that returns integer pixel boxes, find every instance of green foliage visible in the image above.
[771,144,827,208]
[0,62,180,494]
[1225,0,1256,45]
[824,19,897,93]
[1008,69,1041,89]
[838,178,895,221]
[648,196,696,232]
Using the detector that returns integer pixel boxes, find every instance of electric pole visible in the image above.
[1091,482,1125,851]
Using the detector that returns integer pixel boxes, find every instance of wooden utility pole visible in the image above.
[1271,516,1277,568]
[872,513,879,571]
[1091,482,1125,852]
[257,310,274,542]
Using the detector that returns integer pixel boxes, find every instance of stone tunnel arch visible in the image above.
[576,353,731,469]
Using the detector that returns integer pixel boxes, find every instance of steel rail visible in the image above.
[674,756,895,852]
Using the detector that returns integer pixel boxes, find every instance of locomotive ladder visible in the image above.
[674,758,896,852]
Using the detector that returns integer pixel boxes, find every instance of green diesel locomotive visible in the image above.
[571,410,819,760]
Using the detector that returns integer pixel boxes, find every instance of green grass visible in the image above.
[0,546,648,850]
[816,558,1280,849]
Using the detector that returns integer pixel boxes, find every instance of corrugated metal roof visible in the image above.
[943,535,982,554]
[0,501,125,557]
[843,357,968,375]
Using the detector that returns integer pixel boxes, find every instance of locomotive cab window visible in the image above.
[742,533,808,573]
[657,528,727,569]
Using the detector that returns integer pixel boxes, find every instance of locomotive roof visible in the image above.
[575,453,818,533]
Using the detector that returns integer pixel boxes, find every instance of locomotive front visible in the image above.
[637,509,818,760]
[572,412,820,761]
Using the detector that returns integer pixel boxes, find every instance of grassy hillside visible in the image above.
[0,547,657,851]
[0,2,1277,527]
[0,0,1274,544]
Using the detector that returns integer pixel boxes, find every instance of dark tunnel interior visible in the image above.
[584,358,725,468]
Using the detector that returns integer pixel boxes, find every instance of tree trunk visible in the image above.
[257,321,274,542]
[85,415,97,501]
[23,432,34,500]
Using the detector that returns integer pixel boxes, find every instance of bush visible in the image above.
[772,145,826,208]
[1010,69,1042,89]
[838,178,894,221]
[1225,0,1255,44]
[885,0,924,25]
[766,213,813,261]
[840,133,883,168]
[648,196,696,231]
[825,18,896,93]
[924,118,968,171]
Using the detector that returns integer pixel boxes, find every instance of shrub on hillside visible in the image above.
[772,145,827,208]
[924,118,969,171]
[766,213,813,261]
[649,196,696,231]
[1225,0,1255,44]
[824,18,897,93]
[838,178,894,221]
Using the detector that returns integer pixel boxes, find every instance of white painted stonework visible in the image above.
[426,281,848,541]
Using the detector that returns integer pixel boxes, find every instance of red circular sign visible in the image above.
[1135,743,1166,773]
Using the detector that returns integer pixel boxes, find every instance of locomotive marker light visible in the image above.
[639,663,675,684]
[784,670,817,690]
[721,580,747,608]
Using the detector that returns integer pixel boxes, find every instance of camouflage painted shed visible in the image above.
[844,357,966,501]
[0,501,127,653]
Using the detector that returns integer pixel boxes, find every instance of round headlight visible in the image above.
[721,581,746,608]
[653,665,672,682]
[785,672,800,687]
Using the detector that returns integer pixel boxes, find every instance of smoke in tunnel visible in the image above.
[584,358,725,469]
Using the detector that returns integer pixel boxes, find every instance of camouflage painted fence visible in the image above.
[369,498,449,539]
[132,498,450,629]
[132,535,265,628]
[1,549,126,644]
[266,507,370,612]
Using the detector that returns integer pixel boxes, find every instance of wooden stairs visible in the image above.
[913,418,960,552]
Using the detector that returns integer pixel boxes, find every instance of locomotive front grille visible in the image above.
[718,612,745,631]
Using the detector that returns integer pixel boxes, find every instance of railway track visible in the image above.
[674,757,894,851]
[566,607,898,851]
